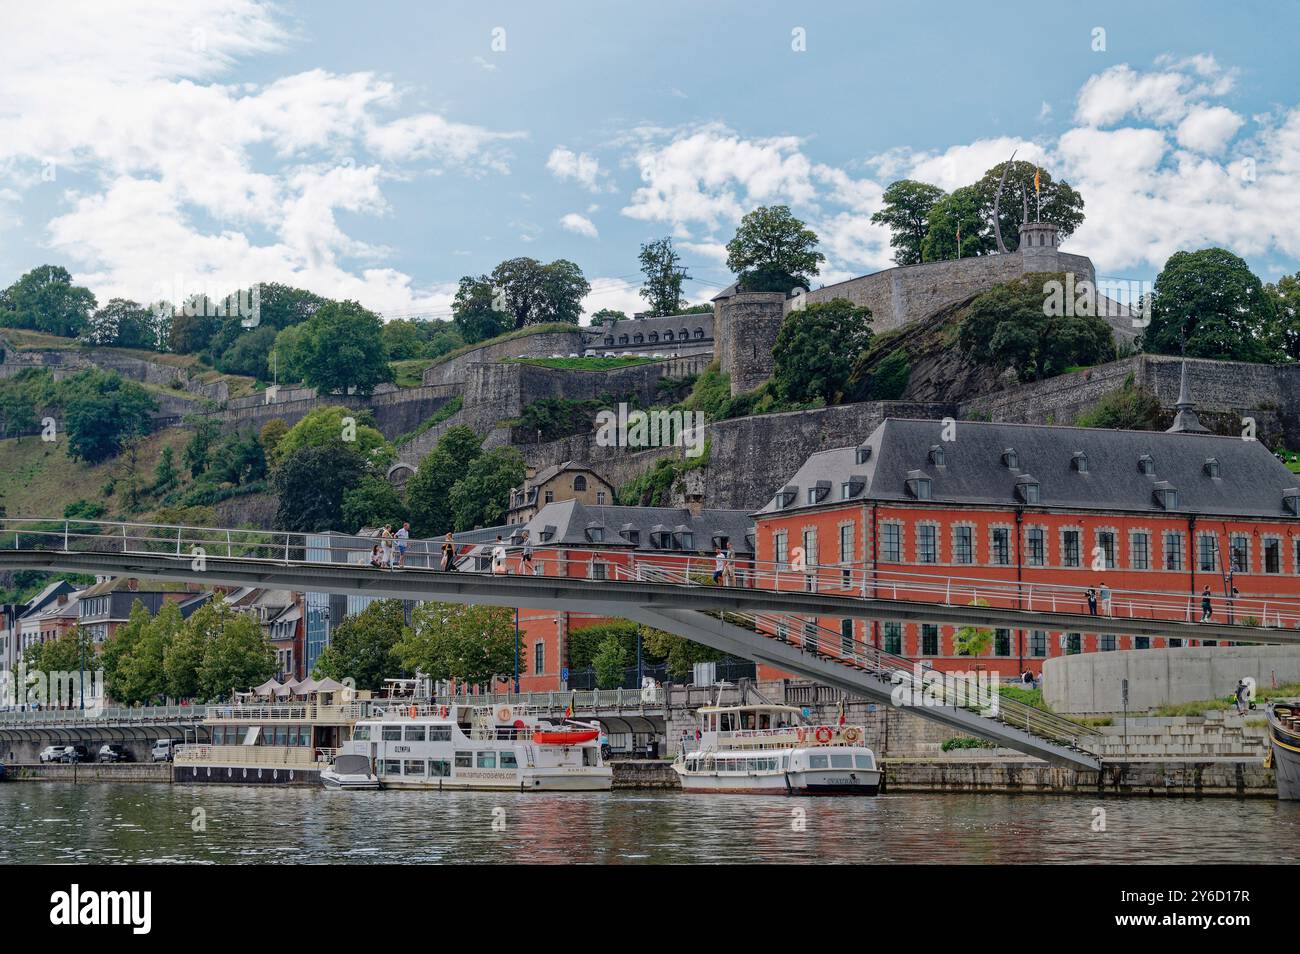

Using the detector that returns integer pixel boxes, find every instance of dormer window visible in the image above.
[539,525,557,543]
[1071,451,1088,473]
[1284,489,1300,516]
[1152,482,1178,511]
[776,486,798,509]
[673,526,694,550]
[1204,458,1220,478]
[649,525,669,548]
[905,470,932,500]
[807,481,830,505]
[855,446,872,465]
[1015,474,1040,504]
[620,524,639,546]
[585,524,604,543]
[841,475,866,500]
[1137,454,1155,476]
[928,444,945,466]
[1001,448,1018,469]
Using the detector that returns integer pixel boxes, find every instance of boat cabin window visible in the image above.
[429,725,452,742]
[500,752,518,769]
[808,754,829,769]
[719,712,738,731]
[830,753,853,769]
[381,759,401,775]
[353,726,370,742]
[429,759,451,777]
[782,756,789,770]
[476,752,497,769]
[855,755,874,769]
[404,726,426,742]
[382,725,402,741]
[404,760,426,776]
[455,751,473,768]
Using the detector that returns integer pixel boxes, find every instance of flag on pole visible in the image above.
[564,691,575,719]
[837,698,846,726]
[1034,167,1041,196]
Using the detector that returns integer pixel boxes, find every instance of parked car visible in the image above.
[97,744,132,764]
[150,739,175,763]
[38,745,62,763]
[59,745,90,764]
[0,762,7,782]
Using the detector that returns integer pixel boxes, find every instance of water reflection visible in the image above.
[0,784,1296,864]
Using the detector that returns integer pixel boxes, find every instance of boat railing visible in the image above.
[202,703,369,722]
[706,724,869,748]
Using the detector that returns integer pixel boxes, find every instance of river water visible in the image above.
[2,783,1297,864]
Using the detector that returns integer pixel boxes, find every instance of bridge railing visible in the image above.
[0,704,205,725]
[5,516,1299,635]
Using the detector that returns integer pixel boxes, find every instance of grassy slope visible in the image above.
[0,427,190,519]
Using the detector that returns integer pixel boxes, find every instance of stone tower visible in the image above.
[1018,220,1061,271]
[714,290,786,396]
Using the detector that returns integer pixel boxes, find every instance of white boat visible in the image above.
[334,702,613,792]
[673,704,882,796]
[320,753,380,790]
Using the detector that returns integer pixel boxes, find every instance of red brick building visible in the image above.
[456,499,754,691]
[752,415,1300,679]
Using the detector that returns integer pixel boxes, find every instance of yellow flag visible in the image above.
[1034,168,1041,196]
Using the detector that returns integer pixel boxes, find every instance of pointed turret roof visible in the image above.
[1167,359,1210,434]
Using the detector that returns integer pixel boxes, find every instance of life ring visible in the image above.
[439,706,448,718]
[815,726,833,744]
[796,727,808,744]
[496,706,512,722]
[409,705,419,718]
[843,727,861,744]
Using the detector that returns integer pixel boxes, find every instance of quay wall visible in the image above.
[7,762,172,783]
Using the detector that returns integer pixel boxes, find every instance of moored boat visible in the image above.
[335,702,612,792]
[673,703,881,795]
[1266,701,1300,800]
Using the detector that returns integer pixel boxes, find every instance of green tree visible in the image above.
[274,405,393,468]
[772,299,873,404]
[259,418,289,466]
[341,475,408,533]
[973,161,1086,252]
[153,446,178,494]
[166,297,222,354]
[959,272,1114,382]
[23,625,95,679]
[82,298,158,349]
[396,602,515,687]
[871,179,947,266]
[1265,272,1300,361]
[451,275,511,344]
[163,603,210,700]
[272,444,370,533]
[110,600,183,705]
[589,308,627,324]
[448,447,526,531]
[197,609,276,701]
[638,237,690,316]
[1143,248,1278,363]
[0,264,96,337]
[1074,375,1163,429]
[592,636,629,689]
[869,350,911,400]
[725,205,825,293]
[63,371,157,464]
[214,324,279,379]
[642,627,722,680]
[182,415,221,477]
[921,186,992,261]
[406,425,482,536]
[296,300,394,395]
[312,599,411,690]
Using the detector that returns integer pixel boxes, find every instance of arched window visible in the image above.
[663,330,673,341]
[633,334,643,344]
[649,332,658,343]
[573,475,587,491]
[694,327,704,339]
[680,328,689,340]
[604,336,614,346]
[619,335,629,345]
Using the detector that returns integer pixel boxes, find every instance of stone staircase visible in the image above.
[1086,710,1268,759]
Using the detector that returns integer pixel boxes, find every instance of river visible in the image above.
[1,783,1297,863]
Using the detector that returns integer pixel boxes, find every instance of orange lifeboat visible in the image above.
[532,728,599,745]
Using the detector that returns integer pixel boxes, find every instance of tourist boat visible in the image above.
[173,678,361,786]
[320,753,381,790]
[673,704,881,795]
[332,702,612,792]
[1266,701,1300,800]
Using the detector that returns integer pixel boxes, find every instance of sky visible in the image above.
[1,0,1299,322]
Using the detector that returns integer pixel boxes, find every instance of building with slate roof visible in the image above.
[753,413,1300,679]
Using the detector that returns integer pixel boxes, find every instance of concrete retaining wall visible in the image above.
[883,757,1272,797]
[422,331,587,387]
[7,762,172,783]
[1043,645,1300,714]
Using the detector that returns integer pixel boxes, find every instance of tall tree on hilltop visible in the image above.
[296,299,393,395]
[726,205,825,293]
[1265,271,1300,362]
[871,180,947,266]
[922,186,993,262]
[638,237,690,316]
[1143,248,1278,363]
[0,265,97,338]
[772,299,874,404]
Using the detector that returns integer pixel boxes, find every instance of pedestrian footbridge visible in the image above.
[9,518,1299,769]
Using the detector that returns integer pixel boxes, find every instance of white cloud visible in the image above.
[546,147,609,192]
[1176,105,1244,154]
[1074,55,1236,128]
[0,0,523,313]
[559,212,599,238]
[582,277,643,321]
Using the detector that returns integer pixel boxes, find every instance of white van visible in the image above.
[150,739,175,762]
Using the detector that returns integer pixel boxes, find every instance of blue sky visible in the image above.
[2,0,1299,320]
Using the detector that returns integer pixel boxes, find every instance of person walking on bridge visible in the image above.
[1200,586,1213,623]
[1085,586,1098,616]
[441,532,459,572]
